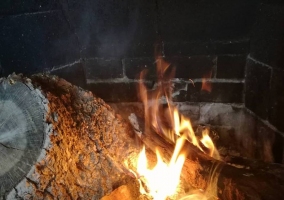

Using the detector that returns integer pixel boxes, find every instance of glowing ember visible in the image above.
[201,71,213,92]
[128,57,220,200]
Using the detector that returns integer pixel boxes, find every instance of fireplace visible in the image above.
[0,1,284,199]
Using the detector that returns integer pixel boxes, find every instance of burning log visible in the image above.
[101,183,141,200]
[115,55,284,200]
[2,72,284,200]
[128,113,284,200]
[0,74,140,199]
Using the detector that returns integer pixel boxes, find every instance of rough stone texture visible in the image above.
[250,4,284,70]
[245,58,271,119]
[198,103,275,162]
[187,82,243,103]
[268,68,284,132]
[217,55,246,79]
[84,58,123,80]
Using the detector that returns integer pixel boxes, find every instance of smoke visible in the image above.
[77,0,139,57]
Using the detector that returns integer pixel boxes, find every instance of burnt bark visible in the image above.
[128,114,284,200]
[2,73,284,200]
[0,74,139,199]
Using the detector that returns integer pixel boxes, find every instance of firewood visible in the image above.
[0,74,47,197]
[101,185,134,200]
[128,113,284,200]
[1,74,139,199]
[101,181,141,200]
[2,73,284,200]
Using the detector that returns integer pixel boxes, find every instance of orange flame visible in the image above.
[200,129,220,159]
[201,71,212,92]
[132,58,220,199]
[136,146,185,200]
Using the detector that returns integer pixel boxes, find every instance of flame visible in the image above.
[136,146,185,200]
[200,129,220,160]
[131,57,220,199]
[201,71,212,92]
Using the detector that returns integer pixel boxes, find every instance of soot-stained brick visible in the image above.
[164,39,250,56]
[268,68,284,132]
[187,82,243,103]
[250,4,284,69]
[84,58,123,80]
[87,82,138,102]
[0,11,80,76]
[165,56,216,79]
[245,59,271,119]
[51,62,86,88]
[217,55,246,79]
[124,57,156,80]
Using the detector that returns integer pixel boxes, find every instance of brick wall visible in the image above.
[0,1,283,125]
[0,0,256,104]
[1,0,284,162]
[245,3,284,163]
[86,50,247,103]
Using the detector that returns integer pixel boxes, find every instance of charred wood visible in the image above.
[128,113,284,200]
[0,74,139,199]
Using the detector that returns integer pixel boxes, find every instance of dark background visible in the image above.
[1,0,284,160]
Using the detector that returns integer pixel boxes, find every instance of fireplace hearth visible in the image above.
[1,1,284,199]
[1,74,284,200]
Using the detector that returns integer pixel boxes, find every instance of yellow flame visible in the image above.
[137,146,185,200]
[132,58,220,200]
[200,129,220,160]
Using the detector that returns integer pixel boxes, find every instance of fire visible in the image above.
[201,71,212,92]
[130,57,220,199]
[200,129,220,159]
[136,146,185,200]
